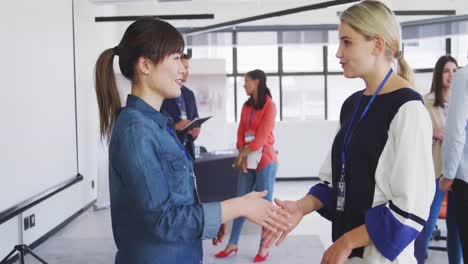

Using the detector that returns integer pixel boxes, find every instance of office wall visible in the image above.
[0,0,107,257]
[0,0,77,214]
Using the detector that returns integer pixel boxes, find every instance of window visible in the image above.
[282,45,323,72]
[451,34,468,66]
[327,75,365,121]
[225,77,236,123]
[413,72,433,96]
[237,32,278,73]
[281,31,325,72]
[282,76,324,120]
[327,30,341,72]
[191,32,233,73]
[403,37,446,69]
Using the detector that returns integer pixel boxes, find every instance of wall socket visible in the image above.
[23,214,36,230]
[30,214,35,227]
[24,217,30,230]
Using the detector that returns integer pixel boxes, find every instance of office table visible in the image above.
[194,151,238,203]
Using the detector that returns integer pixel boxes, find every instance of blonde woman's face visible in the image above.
[336,22,376,79]
[149,53,186,98]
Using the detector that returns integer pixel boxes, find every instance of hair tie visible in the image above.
[394,50,403,60]
[113,46,120,56]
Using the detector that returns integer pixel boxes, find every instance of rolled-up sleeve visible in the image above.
[201,202,222,239]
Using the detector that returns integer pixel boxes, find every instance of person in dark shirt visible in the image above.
[161,53,200,159]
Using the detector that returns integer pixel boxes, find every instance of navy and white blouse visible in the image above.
[309,88,435,263]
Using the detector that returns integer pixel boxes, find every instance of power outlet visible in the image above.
[29,214,35,227]
[24,217,30,230]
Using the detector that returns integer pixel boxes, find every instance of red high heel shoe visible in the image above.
[214,248,238,258]
[253,252,269,263]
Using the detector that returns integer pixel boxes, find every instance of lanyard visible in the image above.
[340,68,393,179]
[176,96,186,114]
[248,108,256,130]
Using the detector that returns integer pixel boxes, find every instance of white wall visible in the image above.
[0,0,104,256]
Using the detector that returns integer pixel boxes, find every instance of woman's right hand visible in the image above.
[261,198,304,248]
[240,191,290,233]
[433,128,444,142]
[234,152,248,173]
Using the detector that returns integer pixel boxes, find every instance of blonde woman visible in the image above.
[263,1,434,263]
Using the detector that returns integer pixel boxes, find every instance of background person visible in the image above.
[215,69,278,263]
[440,56,468,264]
[416,55,462,263]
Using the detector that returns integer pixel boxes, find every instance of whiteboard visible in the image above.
[0,0,77,213]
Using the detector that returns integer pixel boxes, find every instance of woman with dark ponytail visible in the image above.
[215,69,278,262]
[94,18,289,264]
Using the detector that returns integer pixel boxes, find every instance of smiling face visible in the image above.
[146,53,186,99]
[336,22,377,79]
[442,61,458,90]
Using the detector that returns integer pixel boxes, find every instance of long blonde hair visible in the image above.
[340,0,413,84]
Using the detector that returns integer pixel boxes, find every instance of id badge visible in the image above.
[336,181,346,212]
[244,132,255,143]
[180,110,187,120]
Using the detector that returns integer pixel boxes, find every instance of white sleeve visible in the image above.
[365,100,435,261]
[386,100,435,230]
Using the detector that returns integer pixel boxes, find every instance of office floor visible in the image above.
[16,181,451,264]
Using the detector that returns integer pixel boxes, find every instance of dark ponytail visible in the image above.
[95,48,120,140]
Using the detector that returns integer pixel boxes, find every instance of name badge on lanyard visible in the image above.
[337,182,346,212]
[245,132,255,143]
[337,68,393,212]
[177,96,187,119]
[245,109,256,143]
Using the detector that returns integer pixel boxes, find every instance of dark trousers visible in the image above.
[453,179,468,263]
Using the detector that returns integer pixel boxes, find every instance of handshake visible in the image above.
[212,192,305,249]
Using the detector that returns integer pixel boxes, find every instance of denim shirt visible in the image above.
[109,95,221,264]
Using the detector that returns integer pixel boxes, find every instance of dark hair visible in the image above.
[182,53,191,60]
[429,55,458,107]
[245,69,272,109]
[95,17,184,139]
